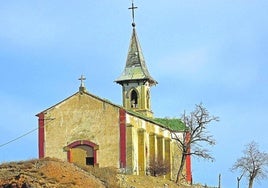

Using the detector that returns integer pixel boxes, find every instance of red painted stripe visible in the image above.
[119,109,126,168]
[38,113,45,158]
[68,140,97,148]
[186,132,192,183]
[67,150,71,162]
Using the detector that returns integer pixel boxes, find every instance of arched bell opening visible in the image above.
[130,89,138,108]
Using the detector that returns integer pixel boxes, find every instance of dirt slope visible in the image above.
[0,158,205,188]
[0,158,105,188]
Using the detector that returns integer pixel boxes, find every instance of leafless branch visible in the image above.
[171,103,219,184]
[231,141,268,188]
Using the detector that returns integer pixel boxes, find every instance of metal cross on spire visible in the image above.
[128,0,138,27]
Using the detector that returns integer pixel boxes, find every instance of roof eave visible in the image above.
[115,77,157,85]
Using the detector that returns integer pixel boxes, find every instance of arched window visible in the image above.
[131,90,138,108]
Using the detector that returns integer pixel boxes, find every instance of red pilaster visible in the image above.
[38,113,45,158]
[67,150,72,162]
[186,132,192,183]
[119,108,126,168]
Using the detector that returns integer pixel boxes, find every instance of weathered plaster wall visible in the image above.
[41,91,185,179]
[43,92,120,167]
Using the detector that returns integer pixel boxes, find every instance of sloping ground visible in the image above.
[0,158,206,188]
[118,174,194,188]
[0,157,105,188]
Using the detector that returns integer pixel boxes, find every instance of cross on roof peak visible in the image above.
[128,0,138,27]
[79,75,86,86]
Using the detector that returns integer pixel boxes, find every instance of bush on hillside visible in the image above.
[147,158,170,177]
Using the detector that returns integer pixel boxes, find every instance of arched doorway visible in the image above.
[67,140,99,166]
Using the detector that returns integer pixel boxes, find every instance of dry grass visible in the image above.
[0,157,105,188]
[0,158,210,188]
[74,163,120,188]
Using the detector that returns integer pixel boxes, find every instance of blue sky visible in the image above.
[0,0,268,187]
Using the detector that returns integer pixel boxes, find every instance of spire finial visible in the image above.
[128,0,138,27]
[78,75,86,92]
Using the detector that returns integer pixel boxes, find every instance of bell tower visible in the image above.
[115,2,157,117]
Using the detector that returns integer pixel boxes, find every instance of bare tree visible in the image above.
[171,103,219,184]
[231,141,268,188]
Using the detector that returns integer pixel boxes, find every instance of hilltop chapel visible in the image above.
[36,3,191,183]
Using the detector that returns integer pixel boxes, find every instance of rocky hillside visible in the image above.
[0,157,205,188]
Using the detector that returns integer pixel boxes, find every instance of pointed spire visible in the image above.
[115,1,157,86]
[115,28,157,86]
